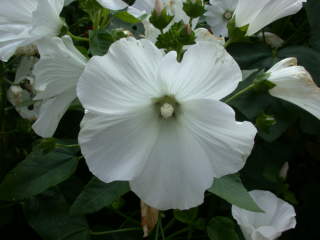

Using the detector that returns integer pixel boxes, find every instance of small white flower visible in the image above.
[205,0,238,37]
[77,37,257,210]
[234,0,307,36]
[32,36,87,138]
[232,190,296,240]
[266,57,320,120]
[96,0,128,10]
[257,32,284,49]
[0,0,64,62]
[7,56,40,121]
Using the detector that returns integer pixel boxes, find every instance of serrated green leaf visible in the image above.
[207,217,240,240]
[23,189,90,240]
[208,174,263,212]
[0,147,78,201]
[70,177,130,215]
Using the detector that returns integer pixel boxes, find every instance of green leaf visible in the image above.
[114,11,141,24]
[89,29,126,55]
[0,147,79,201]
[207,217,240,240]
[70,177,130,215]
[306,0,320,52]
[23,189,90,240]
[227,42,274,69]
[208,174,263,212]
[173,207,198,224]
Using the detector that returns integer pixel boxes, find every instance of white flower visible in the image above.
[96,0,128,10]
[7,56,40,121]
[0,0,64,62]
[205,0,238,37]
[32,36,87,138]
[266,57,320,120]
[77,37,257,210]
[234,0,307,36]
[232,190,296,240]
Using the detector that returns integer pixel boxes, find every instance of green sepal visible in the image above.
[149,8,174,31]
[183,0,206,19]
[256,113,277,133]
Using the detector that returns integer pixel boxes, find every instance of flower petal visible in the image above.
[77,37,164,114]
[268,65,320,120]
[33,36,86,99]
[246,0,305,36]
[79,107,159,182]
[130,119,214,210]
[30,0,63,38]
[181,99,257,178]
[96,0,128,10]
[32,89,77,138]
[159,42,242,101]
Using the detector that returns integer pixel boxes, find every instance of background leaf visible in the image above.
[207,217,240,240]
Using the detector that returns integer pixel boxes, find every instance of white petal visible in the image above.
[267,57,297,72]
[194,28,225,45]
[232,190,296,240]
[234,0,269,28]
[77,37,163,114]
[268,65,320,120]
[130,0,155,15]
[96,0,128,10]
[79,107,159,182]
[181,99,257,178]
[130,118,214,210]
[0,0,37,61]
[158,42,242,101]
[32,89,77,138]
[246,0,305,36]
[33,36,87,99]
[30,0,64,38]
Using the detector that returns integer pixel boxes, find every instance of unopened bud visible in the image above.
[154,0,164,16]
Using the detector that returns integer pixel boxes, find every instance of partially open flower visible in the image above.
[234,0,307,36]
[266,57,320,120]
[232,190,296,240]
[0,0,64,62]
[77,37,257,210]
[32,36,87,138]
[96,0,128,10]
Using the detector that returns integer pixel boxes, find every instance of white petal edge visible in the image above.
[96,0,128,10]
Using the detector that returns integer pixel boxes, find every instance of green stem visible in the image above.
[164,218,175,232]
[90,227,141,236]
[166,228,189,240]
[56,143,80,148]
[67,31,89,42]
[159,217,165,240]
[224,83,255,103]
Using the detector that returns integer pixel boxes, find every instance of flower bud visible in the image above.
[183,0,205,19]
[154,0,164,17]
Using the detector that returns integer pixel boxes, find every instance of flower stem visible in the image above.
[224,83,255,103]
[67,31,89,42]
[90,227,141,236]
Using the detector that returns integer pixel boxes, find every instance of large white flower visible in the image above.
[7,56,40,121]
[266,57,320,120]
[0,0,64,62]
[32,36,87,138]
[232,190,296,240]
[205,0,238,37]
[77,37,257,210]
[234,0,307,36]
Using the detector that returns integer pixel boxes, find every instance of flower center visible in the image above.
[160,103,175,119]
[153,95,179,120]
[223,11,233,21]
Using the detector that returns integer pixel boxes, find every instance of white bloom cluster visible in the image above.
[2,0,319,237]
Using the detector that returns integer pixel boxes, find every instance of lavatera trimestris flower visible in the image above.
[32,36,87,138]
[0,0,64,62]
[77,37,257,210]
[232,190,296,240]
[266,57,320,120]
